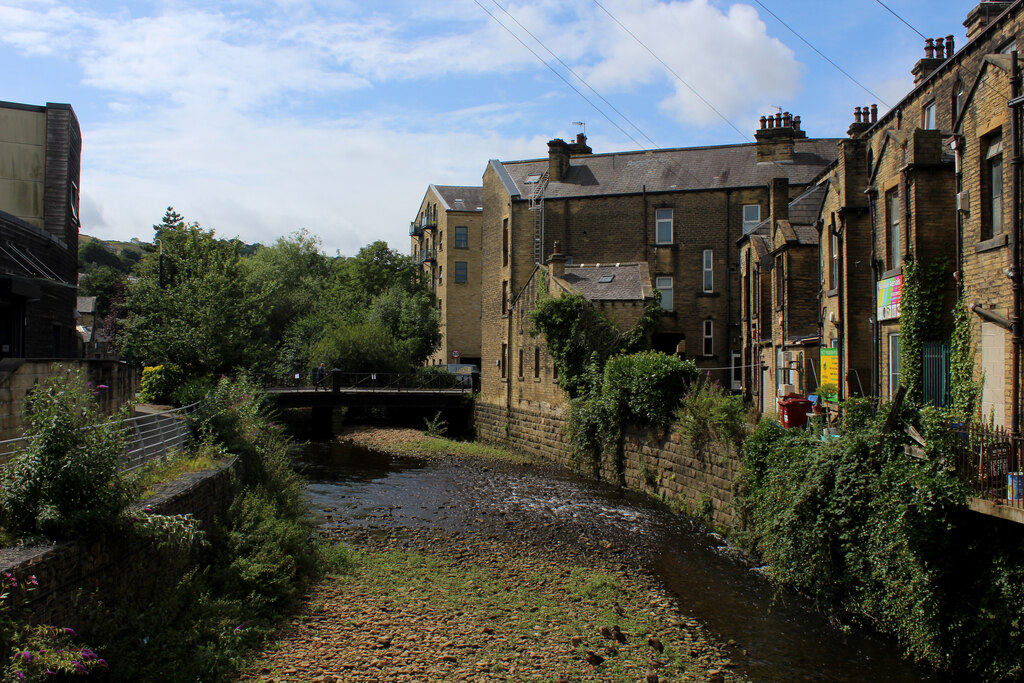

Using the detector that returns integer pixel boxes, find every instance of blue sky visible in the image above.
[1,0,974,255]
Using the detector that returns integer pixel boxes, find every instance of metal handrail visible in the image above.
[262,371,474,393]
[0,402,200,471]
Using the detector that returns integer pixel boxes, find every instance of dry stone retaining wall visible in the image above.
[475,400,741,530]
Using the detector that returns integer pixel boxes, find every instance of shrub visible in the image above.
[170,374,216,407]
[0,370,136,537]
[139,364,186,404]
[677,376,746,453]
[602,351,695,428]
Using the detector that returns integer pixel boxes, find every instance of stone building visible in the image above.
[738,178,826,412]
[409,185,484,368]
[478,125,840,413]
[0,100,81,359]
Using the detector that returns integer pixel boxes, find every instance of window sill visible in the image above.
[976,233,1008,253]
[652,243,678,249]
[826,287,839,298]
[697,291,720,298]
[533,377,541,383]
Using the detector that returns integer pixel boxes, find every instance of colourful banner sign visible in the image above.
[819,347,838,401]
[877,275,902,321]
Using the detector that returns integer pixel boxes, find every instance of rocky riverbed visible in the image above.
[237,427,744,682]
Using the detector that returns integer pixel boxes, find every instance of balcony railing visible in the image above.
[416,247,437,265]
[409,217,438,236]
[949,422,1024,512]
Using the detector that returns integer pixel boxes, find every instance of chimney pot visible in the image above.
[760,115,767,130]
[936,36,945,59]
[553,240,561,255]
[854,106,862,123]
[775,112,783,127]
[946,34,955,55]
[783,112,792,127]
[793,115,801,130]
[925,37,935,58]
[871,104,878,122]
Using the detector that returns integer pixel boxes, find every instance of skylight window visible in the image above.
[598,274,615,283]
[525,174,541,184]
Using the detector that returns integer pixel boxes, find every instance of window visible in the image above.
[775,255,785,309]
[502,280,509,315]
[455,226,468,249]
[438,265,443,284]
[655,208,673,244]
[502,218,509,266]
[829,220,839,291]
[953,78,965,120]
[702,249,714,292]
[888,333,901,398]
[454,261,468,283]
[518,349,524,379]
[656,276,673,311]
[702,320,713,357]
[501,343,507,379]
[438,230,443,250]
[922,101,936,129]
[742,204,760,231]
[731,350,741,391]
[533,347,540,379]
[984,135,1004,240]
[887,189,901,270]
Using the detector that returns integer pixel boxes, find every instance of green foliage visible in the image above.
[736,401,1024,678]
[310,322,420,373]
[138,363,185,404]
[0,370,136,538]
[897,256,949,405]
[78,264,126,320]
[7,624,108,681]
[423,411,448,437]
[602,351,695,428]
[949,286,979,421]
[170,374,216,407]
[118,208,271,373]
[676,376,746,453]
[528,293,627,398]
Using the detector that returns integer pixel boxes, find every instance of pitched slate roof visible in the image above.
[77,296,96,314]
[433,185,483,212]
[558,262,651,301]
[497,138,841,200]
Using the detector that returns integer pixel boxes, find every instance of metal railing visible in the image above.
[0,402,199,472]
[263,370,474,393]
[950,422,1024,508]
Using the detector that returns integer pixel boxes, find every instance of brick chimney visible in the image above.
[548,139,570,182]
[568,133,592,155]
[770,177,789,225]
[912,37,952,85]
[754,111,806,163]
[547,240,566,278]
[965,2,1012,42]
[847,104,878,137]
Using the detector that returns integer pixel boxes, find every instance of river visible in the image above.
[297,438,944,682]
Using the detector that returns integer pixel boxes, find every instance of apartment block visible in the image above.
[409,184,484,368]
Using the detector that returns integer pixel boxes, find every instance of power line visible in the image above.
[873,0,926,40]
[487,0,660,150]
[472,0,648,150]
[751,0,890,108]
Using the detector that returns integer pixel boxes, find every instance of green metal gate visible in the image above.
[923,341,951,407]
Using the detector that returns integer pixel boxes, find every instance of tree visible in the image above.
[117,209,269,374]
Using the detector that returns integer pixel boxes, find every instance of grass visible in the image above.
[405,435,537,464]
[136,443,227,498]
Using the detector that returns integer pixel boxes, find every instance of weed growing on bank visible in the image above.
[1,373,332,682]
[736,403,1024,680]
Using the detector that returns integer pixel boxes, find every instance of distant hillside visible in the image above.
[80,234,148,260]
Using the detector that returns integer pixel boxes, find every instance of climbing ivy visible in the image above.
[949,284,979,421]
[897,256,948,405]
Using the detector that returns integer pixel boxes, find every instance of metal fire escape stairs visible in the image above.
[528,171,549,265]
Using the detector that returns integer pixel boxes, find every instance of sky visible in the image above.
[0,0,978,256]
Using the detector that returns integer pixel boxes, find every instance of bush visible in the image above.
[0,369,137,537]
[602,351,696,428]
[677,376,746,452]
[170,374,216,407]
[139,364,186,404]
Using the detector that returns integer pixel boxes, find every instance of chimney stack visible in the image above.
[548,139,570,182]
[847,104,878,137]
[770,177,789,226]
[547,241,566,278]
[965,2,1012,43]
[754,111,806,162]
[913,37,951,85]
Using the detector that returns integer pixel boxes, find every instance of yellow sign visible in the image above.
[820,347,838,401]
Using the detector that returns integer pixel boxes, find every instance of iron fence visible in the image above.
[263,370,474,392]
[950,422,1024,507]
[0,402,198,472]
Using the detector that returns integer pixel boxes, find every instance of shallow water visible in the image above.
[297,439,944,682]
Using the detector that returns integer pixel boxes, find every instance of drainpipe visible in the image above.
[867,188,880,399]
[1010,51,1022,437]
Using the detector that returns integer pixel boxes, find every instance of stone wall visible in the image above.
[476,400,742,530]
[0,458,239,628]
[0,359,135,442]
